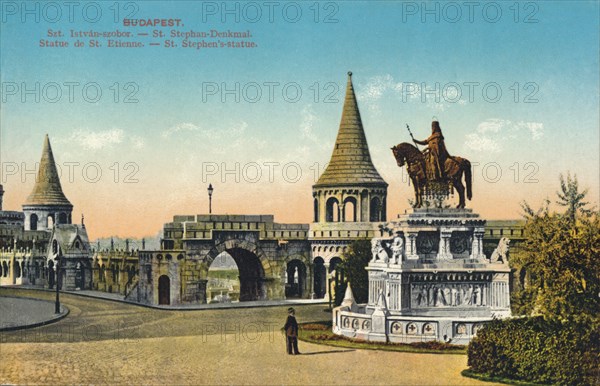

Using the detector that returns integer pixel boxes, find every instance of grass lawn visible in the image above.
[298,321,466,355]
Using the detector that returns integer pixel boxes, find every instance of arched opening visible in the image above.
[47,214,55,229]
[210,247,266,302]
[313,257,326,299]
[0,263,3,277]
[313,198,319,222]
[15,261,21,278]
[285,259,307,299]
[158,275,170,305]
[370,197,381,222]
[326,197,340,222]
[207,252,240,304]
[343,197,357,222]
[30,214,38,231]
[58,212,68,224]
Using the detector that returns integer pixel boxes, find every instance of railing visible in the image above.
[124,277,139,300]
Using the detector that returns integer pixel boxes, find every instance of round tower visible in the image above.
[312,72,388,223]
[22,135,73,231]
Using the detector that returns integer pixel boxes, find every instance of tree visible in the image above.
[515,174,600,321]
[556,172,594,223]
[336,239,372,304]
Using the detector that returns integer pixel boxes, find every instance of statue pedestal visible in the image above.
[334,208,512,345]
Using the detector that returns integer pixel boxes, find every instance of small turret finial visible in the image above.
[347,71,352,77]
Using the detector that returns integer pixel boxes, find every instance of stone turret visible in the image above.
[312,72,388,223]
[23,135,73,231]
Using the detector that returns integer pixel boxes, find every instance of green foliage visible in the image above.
[467,317,600,385]
[556,173,594,223]
[516,210,600,320]
[515,173,600,321]
[337,239,372,304]
[334,281,347,306]
[472,173,600,385]
[510,287,537,316]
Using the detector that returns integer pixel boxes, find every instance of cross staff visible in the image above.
[406,124,420,150]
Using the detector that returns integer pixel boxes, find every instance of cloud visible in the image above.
[465,119,544,152]
[516,121,544,140]
[65,128,124,150]
[356,74,404,115]
[129,135,145,149]
[477,118,510,133]
[299,105,318,142]
[356,75,471,115]
[464,133,502,153]
[359,74,400,102]
[161,122,200,138]
[60,128,148,152]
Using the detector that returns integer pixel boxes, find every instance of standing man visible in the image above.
[283,307,301,355]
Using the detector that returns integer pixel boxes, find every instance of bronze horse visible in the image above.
[391,142,472,208]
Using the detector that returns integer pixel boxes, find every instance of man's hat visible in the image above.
[288,307,295,313]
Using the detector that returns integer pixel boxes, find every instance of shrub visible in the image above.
[467,317,599,385]
[301,323,330,331]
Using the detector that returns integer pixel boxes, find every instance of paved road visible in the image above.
[0,288,495,385]
[0,296,67,330]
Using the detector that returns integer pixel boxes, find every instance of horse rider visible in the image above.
[414,120,450,181]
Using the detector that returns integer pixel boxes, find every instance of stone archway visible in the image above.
[206,240,273,302]
[285,259,307,299]
[227,248,265,302]
[313,256,326,298]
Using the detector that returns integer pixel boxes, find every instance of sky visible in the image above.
[1,1,598,239]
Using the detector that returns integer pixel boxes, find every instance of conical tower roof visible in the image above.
[314,72,387,187]
[24,135,72,207]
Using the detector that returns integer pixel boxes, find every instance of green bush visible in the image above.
[467,317,599,385]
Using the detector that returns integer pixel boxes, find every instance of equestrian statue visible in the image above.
[391,120,472,208]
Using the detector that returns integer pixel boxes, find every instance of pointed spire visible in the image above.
[24,135,72,207]
[343,283,355,302]
[341,283,357,311]
[314,72,387,187]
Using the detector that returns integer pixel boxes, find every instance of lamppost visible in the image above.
[52,240,61,314]
[328,269,335,310]
[208,183,214,214]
